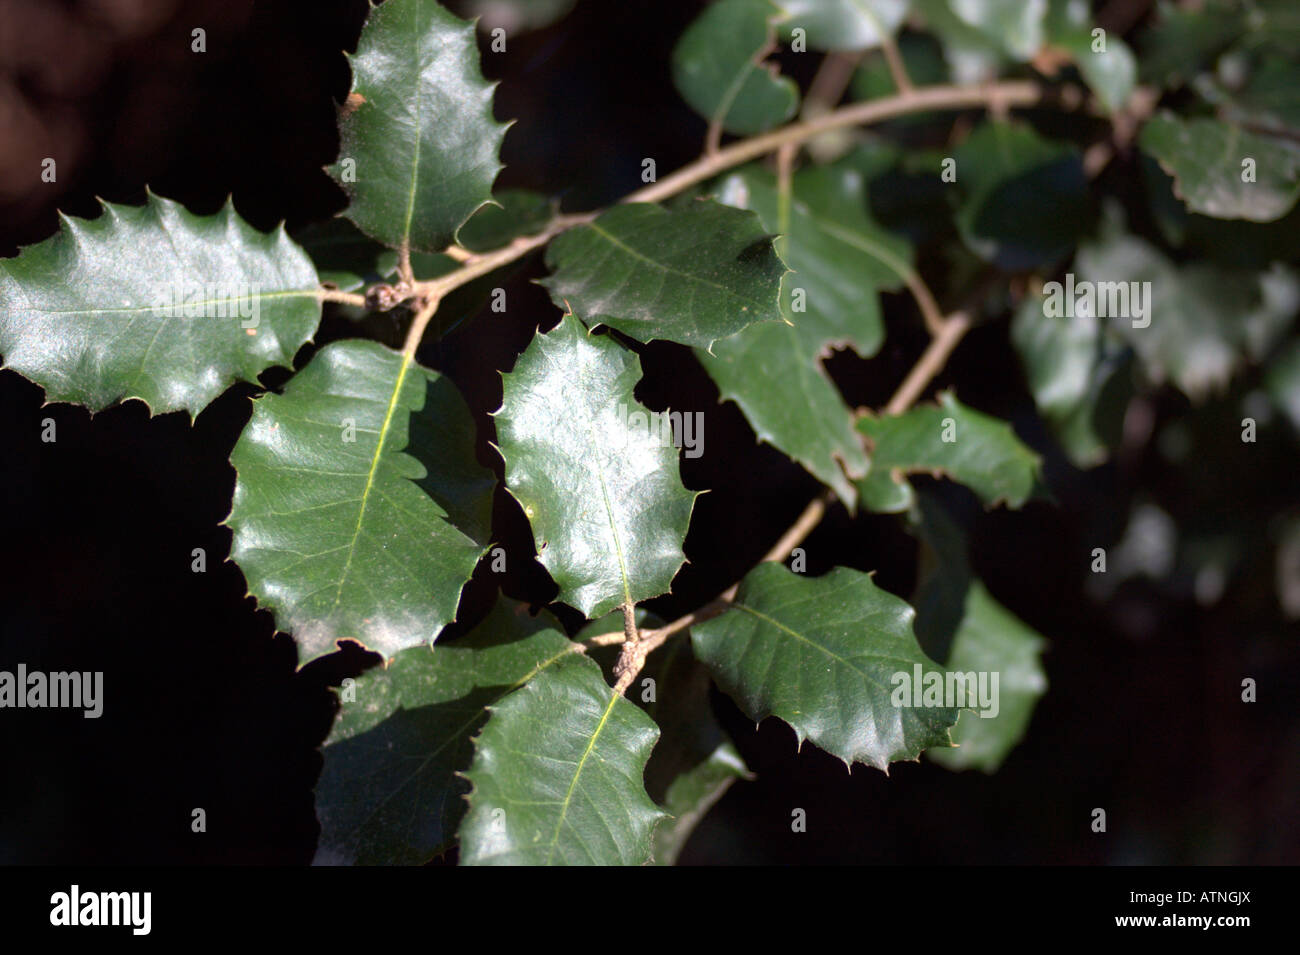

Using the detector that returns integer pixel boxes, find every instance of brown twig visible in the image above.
[883,311,972,415]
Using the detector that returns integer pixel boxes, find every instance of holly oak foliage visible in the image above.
[2,0,1297,864]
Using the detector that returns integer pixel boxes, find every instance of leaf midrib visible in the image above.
[544,689,620,864]
[328,353,413,615]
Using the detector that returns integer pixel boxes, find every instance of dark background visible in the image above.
[1,0,1296,864]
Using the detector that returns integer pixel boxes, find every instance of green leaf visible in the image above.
[944,0,1047,61]
[855,465,915,513]
[0,192,320,418]
[1044,0,1136,114]
[696,160,915,507]
[856,392,1043,508]
[539,201,788,349]
[314,598,579,865]
[456,189,554,253]
[852,31,949,100]
[295,218,398,293]
[1139,112,1300,222]
[692,563,957,770]
[953,120,1088,269]
[1137,1,1242,88]
[720,163,913,356]
[227,339,493,665]
[908,494,1047,773]
[1265,338,1300,433]
[912,0,1008,83]
[779,0,910,52]
[1074,218,1300,399]
[328,0,507,252]
[640,639,752,865]
[1011,289,1133,467]
[672,0,798,137]
[926,582,1048,772]
[463,0,577,33]
[699,324,869,507]
[459,655,667,865]
[494,313,697,617]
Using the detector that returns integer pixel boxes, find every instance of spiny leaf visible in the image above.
[539,201,788,349]
[699,158,916,507]
[328,0,507,252]
[720,162,912,355]
[1139,112,1300,223]
[459,655,666,865]
[692,563,957,771]
[0,192,319,418]
[672,0,798,137]
[313,598,578,865]
[856,391,1043,508]
[778,0,910,52]
[494,313,697,618]
[228,339,493,665]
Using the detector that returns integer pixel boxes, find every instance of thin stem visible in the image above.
[401,292,442,359]
[397,240,415,288]
[878,33,914,95]
[317,288,368,307]
[627,81,1042,206]
[883,310,971,415]
[363,80,1048,358]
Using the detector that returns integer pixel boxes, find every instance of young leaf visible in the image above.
[1139,112,1300,223]
[227,339,493,665]
[328,0,507,252]
[494,313,697,618]
[856,391,1043,508]
[692,564,957,771]
[314,598,579,865]
[459,655,667,865]
[539,201,787,349]
[672,0,799,137]
[778,0,910,52]
[0,192,319,418]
